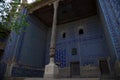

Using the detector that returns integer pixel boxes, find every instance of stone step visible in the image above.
[4,77,117,80]
[24,78,100,80]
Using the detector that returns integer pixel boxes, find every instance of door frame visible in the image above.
[70,61,80,77]
[98,57,111,75]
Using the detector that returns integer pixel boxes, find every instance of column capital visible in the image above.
[53,0,60,9]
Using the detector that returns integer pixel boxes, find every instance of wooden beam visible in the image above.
[58,12,97,25]
[29,0,57,14]
[33,13,51,27]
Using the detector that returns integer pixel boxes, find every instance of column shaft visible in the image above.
[49,0,59,58]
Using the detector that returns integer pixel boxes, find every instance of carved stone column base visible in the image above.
[44,58,59,78]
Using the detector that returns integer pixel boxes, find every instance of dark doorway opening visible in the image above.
[0,49,4,60]
[70,61,80,77]
[99,59,110,75]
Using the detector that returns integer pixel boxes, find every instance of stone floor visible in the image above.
[4,77,100,80]
[4,78,101,80]
[24,78,100,80]
[3,77,117,80]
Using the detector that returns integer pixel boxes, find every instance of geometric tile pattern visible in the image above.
[55,49,66,68]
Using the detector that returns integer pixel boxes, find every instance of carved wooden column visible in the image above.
[49,0,59,63]
[44,0,60,78]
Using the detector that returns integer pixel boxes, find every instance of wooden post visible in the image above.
[49,0,59,62]
[44,0,60,78]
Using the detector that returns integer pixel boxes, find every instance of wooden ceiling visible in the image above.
[32,0,97,27]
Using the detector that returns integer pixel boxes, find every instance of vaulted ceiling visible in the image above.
[32,0,97,27]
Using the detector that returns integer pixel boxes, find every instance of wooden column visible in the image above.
[49,0,59,62]
[44,0,60,78]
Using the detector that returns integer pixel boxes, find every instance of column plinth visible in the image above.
[44,58,59,78]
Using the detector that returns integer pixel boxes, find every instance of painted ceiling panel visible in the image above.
[33,0,97,27]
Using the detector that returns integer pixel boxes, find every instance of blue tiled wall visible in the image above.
[1,0,120,77]
[12,66,44,77]
[18,15,48,67]
[98,0,120,67]
[46,16,111,67]
[11,15,48,77]
[0,62,6,79]
[1,13,48,77]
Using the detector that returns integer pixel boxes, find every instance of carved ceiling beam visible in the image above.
[29,0,63,14]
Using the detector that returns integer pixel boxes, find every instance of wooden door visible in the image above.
[70,61,80,77]
[99,59,110,75]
